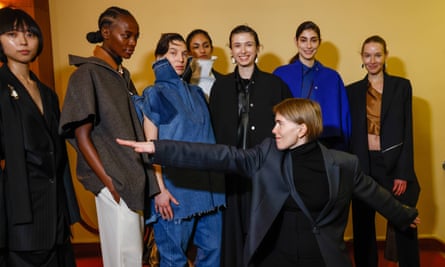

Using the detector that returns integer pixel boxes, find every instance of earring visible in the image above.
[255,57,258,64]
[361,64,364,68]
[231,56,236,64]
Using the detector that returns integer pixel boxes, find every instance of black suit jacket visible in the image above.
[0,65,80,250]
[150,138,418,267]
[346,74,420,206]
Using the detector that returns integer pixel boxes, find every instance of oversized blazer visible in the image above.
[149,138,418,267]
[346,74,420,206]
[0,64,79,250]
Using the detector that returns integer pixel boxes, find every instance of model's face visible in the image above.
[102,15,139,59]
[361,42,387,75]
[296,29,320,64]
[163,40,188,75]
[272,112,302,150]
[0,28,39,64]
[230,32,258,67]
[189,33,212,60]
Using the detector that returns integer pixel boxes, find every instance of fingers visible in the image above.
[410,217,421,228]
[116,138,135,146]
[156,204,173,220]
[154,191,177,220]
[392,179,407,196]
[170,195,180,206]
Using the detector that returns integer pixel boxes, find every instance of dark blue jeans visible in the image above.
[153,209,222,267]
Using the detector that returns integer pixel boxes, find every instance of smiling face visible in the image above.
[230,32,258,68]
[102,15,139,59]
[361,41,387,76]
[296,29,320,66]
[188,32,213,60]
[272,112,307,150]
[0,27,39,65]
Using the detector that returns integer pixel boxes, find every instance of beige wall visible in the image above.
[49,0,445,243]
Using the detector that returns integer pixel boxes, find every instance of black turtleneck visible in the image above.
[284,141,329,217]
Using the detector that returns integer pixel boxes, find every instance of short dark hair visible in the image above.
[229,25,260,49]
[154,33,186,58]
[0,7,43,63]
[86,6,135,44]
[186,29,213,51]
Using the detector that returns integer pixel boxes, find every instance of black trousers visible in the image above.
[221,173,251,267]
[252,210,325,267]
[352,151,420,267]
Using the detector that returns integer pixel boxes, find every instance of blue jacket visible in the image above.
[273,60,351,150]
[133,58,225,220]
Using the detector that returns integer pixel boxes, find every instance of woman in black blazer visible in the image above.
[346,35,420,267]
[0,7,79,266]
[117,98,419,267]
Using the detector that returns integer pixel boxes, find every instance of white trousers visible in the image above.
[95,187,144,267]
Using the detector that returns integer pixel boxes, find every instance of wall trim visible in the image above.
[73,237,445,258]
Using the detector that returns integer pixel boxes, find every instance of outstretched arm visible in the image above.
[116,138,155,153]
[117,136,269,179]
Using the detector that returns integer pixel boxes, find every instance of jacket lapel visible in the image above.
[355,78,369,133]
[316,144,340,224]
[381,74,396,121]
[284,152,316,225]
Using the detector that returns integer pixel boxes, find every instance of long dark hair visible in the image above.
[186,29,214,52]
[229,25,260,49]
[0,7,43,63]
[289,21,321,64]
[86,6,135,44]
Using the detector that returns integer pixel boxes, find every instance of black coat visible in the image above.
[0,65,79,250]
[149,138,418,267]
[209,66,292,147]
[346,74,420,206]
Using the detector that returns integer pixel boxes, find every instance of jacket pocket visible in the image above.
[381,142,403,153]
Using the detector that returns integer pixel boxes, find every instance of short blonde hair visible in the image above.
[273,98,323,141]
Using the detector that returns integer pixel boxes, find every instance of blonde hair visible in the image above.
[273,98,323,141]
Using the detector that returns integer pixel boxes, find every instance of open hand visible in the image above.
[116,138,155,153]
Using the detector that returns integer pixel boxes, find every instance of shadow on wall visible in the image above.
[317,41,340,70]
[412,96,435,233]
[213,46,230,74]
[258,52,283,73]
[132,50,156,93]
[387,56,435,234]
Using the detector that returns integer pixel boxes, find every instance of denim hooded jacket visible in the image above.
[133,58,225,221]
